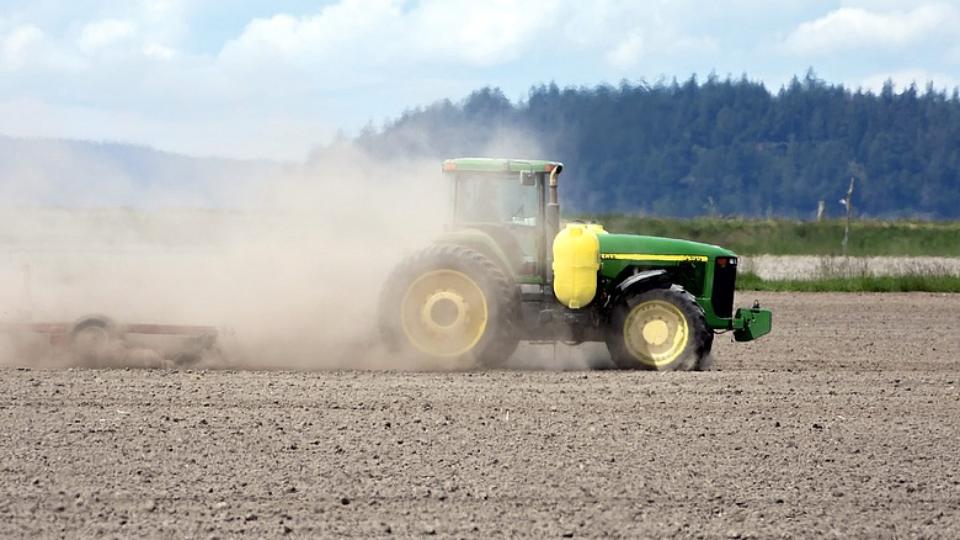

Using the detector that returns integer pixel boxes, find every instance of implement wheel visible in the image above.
[605,286,712,371]
[379,245,519,368]
[69,316,118,366]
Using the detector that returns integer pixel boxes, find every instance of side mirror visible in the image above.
[519,171,536,186]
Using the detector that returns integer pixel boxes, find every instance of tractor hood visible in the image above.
[598,233,736,262]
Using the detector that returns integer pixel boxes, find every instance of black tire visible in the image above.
[378,244,519,369]
[605,285,713,371]
[69,316,118,366]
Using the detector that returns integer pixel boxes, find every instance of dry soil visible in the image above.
[1,292,959,538]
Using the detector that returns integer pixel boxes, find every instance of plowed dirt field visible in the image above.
[1,292,959,538]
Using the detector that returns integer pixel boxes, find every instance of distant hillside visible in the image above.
[354,72,960,219]
[0,136,289,207]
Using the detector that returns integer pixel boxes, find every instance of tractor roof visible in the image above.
[442,157,563,174]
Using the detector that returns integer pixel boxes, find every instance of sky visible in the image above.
[0,0,958,161]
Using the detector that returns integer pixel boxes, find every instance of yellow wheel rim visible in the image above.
[623,299,689,368]
[400,269,488,357]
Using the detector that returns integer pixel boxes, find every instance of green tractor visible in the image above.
[379,158,771,370]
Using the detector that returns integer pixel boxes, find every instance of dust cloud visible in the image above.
[0,142,449,370]
[0,134,609,371]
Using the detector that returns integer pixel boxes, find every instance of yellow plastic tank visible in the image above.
[552,223,605,309]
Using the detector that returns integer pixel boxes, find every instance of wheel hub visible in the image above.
[421,291,468,331]
[641,319,669,346]
[623,299,689,367]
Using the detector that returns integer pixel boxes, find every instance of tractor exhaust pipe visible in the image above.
[545,165,562,288]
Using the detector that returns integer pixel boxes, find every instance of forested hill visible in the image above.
[354,73,960,219]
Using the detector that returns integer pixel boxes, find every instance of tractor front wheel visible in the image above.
[605,286,713,371]
[378,245,519,369]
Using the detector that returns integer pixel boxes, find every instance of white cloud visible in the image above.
[1,15,176,72]
[947,43,960,64]
[78,19,137,52]
[141,0,181,18]
[142,42,175,60]
[219,0,559,71]
[785,3,960,54]
[606,32,645,70]
[1,25,46,69]
[603,28,717,72]
[566,1,718,73]
[410,0,558,65]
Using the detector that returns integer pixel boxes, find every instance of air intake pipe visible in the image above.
[545,164,562,288]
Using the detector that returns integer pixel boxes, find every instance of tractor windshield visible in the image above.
[455,173,539,226]
[454,172,543,277]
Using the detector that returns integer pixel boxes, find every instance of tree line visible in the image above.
[352,71,960,219]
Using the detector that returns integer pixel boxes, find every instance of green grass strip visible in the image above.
[737,272,960,293]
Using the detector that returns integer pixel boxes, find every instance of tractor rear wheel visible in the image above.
[605,286,712,371]
[378,245,519,369]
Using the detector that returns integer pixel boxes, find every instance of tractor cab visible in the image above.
[442,158,561,283]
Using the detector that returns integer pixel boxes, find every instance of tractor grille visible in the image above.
[711,258,737,318]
